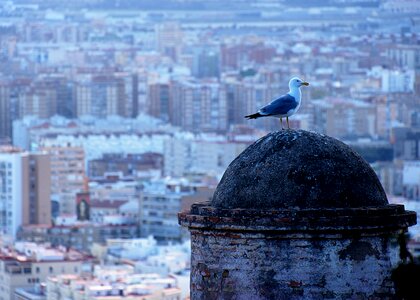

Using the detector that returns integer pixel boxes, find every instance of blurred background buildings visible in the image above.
[0,0,420,299]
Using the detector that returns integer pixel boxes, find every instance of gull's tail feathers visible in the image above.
[245,112,263,119]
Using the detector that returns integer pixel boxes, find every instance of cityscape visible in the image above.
[0,0,419,299]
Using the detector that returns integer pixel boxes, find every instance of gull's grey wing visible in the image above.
[259,94,297,116]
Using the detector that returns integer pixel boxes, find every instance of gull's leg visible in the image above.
[280,117,283,129]
[286,117,290,129]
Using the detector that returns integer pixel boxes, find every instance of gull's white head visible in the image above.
[289,77,310,90]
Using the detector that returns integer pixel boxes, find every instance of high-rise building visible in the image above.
[222,79,280,129]
[40,146,86,216]
[170,79,226,132]
[0,147,51,238]
[8,78,31,140]
[155,22,183,61]
[312,98,377,139]
[115,72,139,118]
[415,70,420,97]
[75,75,125,118]
[18,85,57,119]
[0,81,11,142]
[21,152,51,227]
[402,161,420,200]
[147,82,171,122]
[392,127,420,160]
[381,69,415,93]
[163,136,250,177]
[223,80,244,126]
[163,137,189,178]
[387,44,420,69]
[40,75,74,118]
[192,46,220,78]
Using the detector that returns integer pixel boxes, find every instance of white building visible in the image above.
[381,69,415,93]
[89,181,138,202]
[138,179,192,241]
[100,237,191,299]
[12,115,171,155]
[47,266,181,300]
[135,242,190,277]
[381,0,420,14]
[13,116,255,179]
[163,134,252,177]
[138,178,214,241]
[0,242,89,300]
[0,147,51,238]
[403,161,420,200]
[106,236,157,260]
[0,149,23,238]
[386,45,420,70]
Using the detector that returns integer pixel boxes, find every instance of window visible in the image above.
[36,267,40,273]
[49,266,53,274]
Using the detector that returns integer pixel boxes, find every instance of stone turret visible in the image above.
[179,130,416,299]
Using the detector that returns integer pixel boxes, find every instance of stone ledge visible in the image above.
[178,202,417,233]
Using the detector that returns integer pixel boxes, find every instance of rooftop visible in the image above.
[48,270,181,299]
[0,242,89,262]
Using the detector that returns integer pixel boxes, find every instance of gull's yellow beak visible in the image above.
[301,81,309,86]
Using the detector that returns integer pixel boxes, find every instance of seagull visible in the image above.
[245,77,309,129]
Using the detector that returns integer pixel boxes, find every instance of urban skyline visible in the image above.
[0,0,420,299]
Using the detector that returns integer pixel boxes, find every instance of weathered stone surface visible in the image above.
[212,130,388,209]
[189,231,401,300]
[179,130,417,300]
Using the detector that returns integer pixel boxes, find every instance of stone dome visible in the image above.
[212,130,388,209]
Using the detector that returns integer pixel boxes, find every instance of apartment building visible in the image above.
[139,179,214,241]
[18,223,139,253]
[0,82,11,141]
[0,242,89,300]
[40,146,85,216]
[47,267,181,300]
[0,147,51,238]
